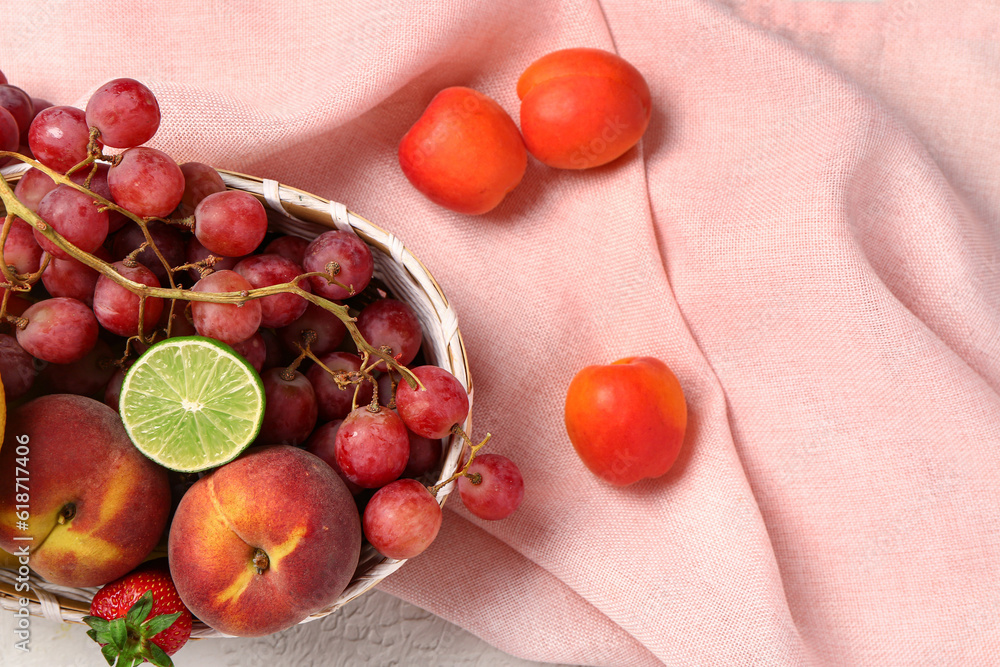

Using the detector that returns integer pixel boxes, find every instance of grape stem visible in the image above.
[0,150,420,388]
[0,214,51,327]
[171,253,236,280]
[382,369,398,409]
[292,341,399,410]
[136,295,150,344]
[359,349,391,412]
[158,214,195,229]
[0,214,49,291]
[0,214,22,289]
[63,127,113,178]
[0,286,9,325]
[282,333,315,381]
[164,299,183,339]
[428,427,491,495]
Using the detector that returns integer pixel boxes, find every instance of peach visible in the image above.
[1,545,21,570]
[0,394,171,587]
[398,86,527,215]
[517,48,652,169]
[167,445,361,637]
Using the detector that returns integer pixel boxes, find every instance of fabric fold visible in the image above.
[1,0,996,664]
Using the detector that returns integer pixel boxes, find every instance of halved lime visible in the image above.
[119,336,265,472]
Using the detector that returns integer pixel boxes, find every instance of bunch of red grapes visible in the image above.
[0,71,523,561]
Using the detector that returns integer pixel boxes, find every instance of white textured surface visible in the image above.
[0,589,574,666]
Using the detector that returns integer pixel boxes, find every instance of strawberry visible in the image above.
[83,558,192,667]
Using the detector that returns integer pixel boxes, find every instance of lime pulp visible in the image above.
[119,336,265,472]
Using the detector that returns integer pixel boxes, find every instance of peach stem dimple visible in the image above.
[57,502,76,525]
[253,548,269,575]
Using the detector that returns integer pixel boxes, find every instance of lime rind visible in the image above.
[120,336,265,473]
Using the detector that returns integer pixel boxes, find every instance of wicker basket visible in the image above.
[0,164,472,638]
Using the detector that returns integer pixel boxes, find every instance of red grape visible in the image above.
[2,293,31,318]
[189,270,261,345]
[259,327,288,370]
[234,253,310,328]
[158,301,198,338]
[402,431,442,478]
[112,221,186,287]
[41,246,111,306]
[306,352,374,421]
[30,98,52,118]
[231,331,266,372]
[376,371,395,407]
[69,162,127,233]
[264,235,309,266]
[458,453,524,521]
[185,234,241,280]
[395,366,469,439]
[2,218,43,275]
[277,302,347,356]
[34,184,109,259]
[193,190,268,257]
[0,85,33,143]
[43,338,117,396]
[356,298,422,367]
[178,162,226,217]
[0,107,20,153]
[28,106,96,173]
[0,71,6,85]
[85,78,160,148]
[16,297,98,364]
[304,420,363,495]
[107,147,184,217]
[104,366,126,412]
[93,261,164,337]
[257,368,318,446]
[363,479,442,559]
[335,406,410,488]
[13,168,56,212]
[0,333,37,400]
[303,230,373,300]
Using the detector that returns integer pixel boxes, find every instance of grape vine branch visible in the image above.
[0,149,421,390]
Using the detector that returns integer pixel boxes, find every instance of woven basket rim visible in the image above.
[0,163,472,639]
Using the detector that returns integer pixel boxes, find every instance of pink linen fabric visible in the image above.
[2,0,998,664]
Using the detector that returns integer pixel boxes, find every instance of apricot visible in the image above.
[517,48,652,169]
[167,445,361,637]
[0,394,171,586]
[398,87,527,215]
[565,357,686,486]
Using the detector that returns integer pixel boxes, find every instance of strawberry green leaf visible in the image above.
[148,641,175,667]
[142,611,182,638]
[100,643,118,666]
[117,645,138,667]
[90,630,114,645]
[83,615,111,633]
[83,616,114,647]
[109,617,127,650]
[125,590,154,626]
